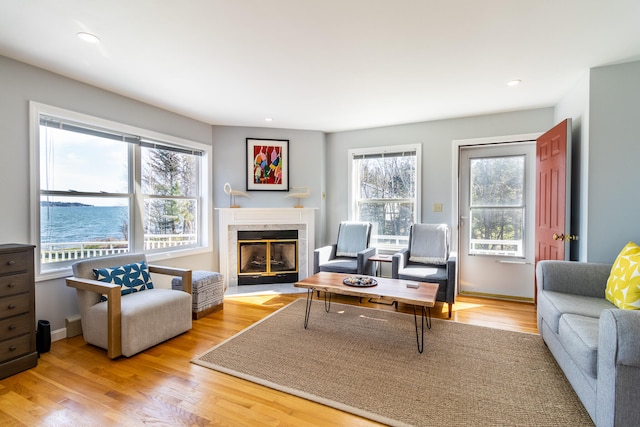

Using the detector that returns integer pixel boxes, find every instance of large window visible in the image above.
[31,103,210,278]
[349,145,421,249]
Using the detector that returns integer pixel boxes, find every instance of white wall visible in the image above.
[554,71,590,261]
[586,60,640,262]
[323,109,555,246]
[0,56,215,331]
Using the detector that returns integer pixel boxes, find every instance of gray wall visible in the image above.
[324,109,555,246]
[211,125,326,250]
[587,60,640,262]
[4,50,638,332]
[0,56,215,331]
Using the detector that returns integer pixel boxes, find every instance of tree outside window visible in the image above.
[469,155,525,256]
[350,145,420,249]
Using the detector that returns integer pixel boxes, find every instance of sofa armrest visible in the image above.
[597,309,640,426]
[391,248,410,278]
[314,244,337,274]
[357,247,377,276]
[536,260,611,298]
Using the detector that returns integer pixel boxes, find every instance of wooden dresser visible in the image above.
[0,244,37,379]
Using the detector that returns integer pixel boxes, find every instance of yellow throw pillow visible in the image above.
[605,241,640,309]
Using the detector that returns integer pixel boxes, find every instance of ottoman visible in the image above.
[171,271,225,320]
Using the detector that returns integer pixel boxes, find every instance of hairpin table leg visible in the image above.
[413,305,431,353]
[303,288,314,329]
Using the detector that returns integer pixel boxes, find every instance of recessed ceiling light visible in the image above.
[507,79,522,87]
[265,118,273,122]
[77,32,100,44]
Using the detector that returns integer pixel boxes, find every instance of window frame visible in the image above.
[347,144,422,251]
[29,102,212,281]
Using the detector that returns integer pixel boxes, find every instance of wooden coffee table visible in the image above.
[294,272,438,353]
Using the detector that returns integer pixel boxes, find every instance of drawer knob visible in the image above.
[7,260,15,266]
[9,324,16,330]
[9,345,17,351]
[8,304,16,309]
[8,282,16,288]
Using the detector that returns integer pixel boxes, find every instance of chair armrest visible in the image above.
[65,277,122,358]
[314,244,337,273]
[536,260,611,297]
[597,309,640,426]
[446,252,457,297]
[357,247,377,276]
[391,248,410,278]
[148,265,192,295]
[66,276,119,294]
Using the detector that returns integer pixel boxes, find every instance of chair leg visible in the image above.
[448,303,452,318]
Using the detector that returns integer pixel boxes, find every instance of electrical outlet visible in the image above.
[433,203,443,212]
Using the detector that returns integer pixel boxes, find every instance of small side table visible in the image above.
[369,254,393,277]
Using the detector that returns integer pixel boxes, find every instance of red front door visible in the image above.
[535,119,572,299]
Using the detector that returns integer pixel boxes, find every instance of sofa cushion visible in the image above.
[538,290,615,333]
[84,289,191,357]
[397,264,447,283]
[94,261,154,298]
[558,314,599,378]
[605,241,640,310]
[319,257,359,274]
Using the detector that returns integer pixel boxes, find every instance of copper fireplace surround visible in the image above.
[237,230,298,285]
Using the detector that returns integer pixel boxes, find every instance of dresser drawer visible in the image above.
[0,252,30,275]
[0,273,30,298]
[0,334,30,363]
[0,294,30,318]
[0,313,30,340]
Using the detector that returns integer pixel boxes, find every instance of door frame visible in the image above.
[451,133,542,288]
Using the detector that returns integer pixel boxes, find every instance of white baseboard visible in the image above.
[51,328,66,342]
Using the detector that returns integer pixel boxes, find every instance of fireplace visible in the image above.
[237,230,298,285]
[217,208,316,289]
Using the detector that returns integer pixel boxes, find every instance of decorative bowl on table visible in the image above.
[342,276,378,287]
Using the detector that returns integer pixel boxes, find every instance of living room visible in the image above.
[1,1,640,425]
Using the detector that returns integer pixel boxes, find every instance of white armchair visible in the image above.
[66,253,192,358]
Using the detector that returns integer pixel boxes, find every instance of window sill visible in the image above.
[36,246,212,283]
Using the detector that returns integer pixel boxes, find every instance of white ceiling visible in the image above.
[1,1,640,132]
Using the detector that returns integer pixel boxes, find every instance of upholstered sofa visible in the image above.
[536,260,640,426]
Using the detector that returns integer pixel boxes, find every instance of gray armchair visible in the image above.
[314,221,376,276]
[392,224,456,318]
[66,253,192,358]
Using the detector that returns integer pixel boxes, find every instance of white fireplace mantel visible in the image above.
[217,208,316,288]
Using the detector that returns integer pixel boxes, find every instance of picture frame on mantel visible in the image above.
[246,138,289,191]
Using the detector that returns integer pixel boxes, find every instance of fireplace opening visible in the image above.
[237,230,298,285]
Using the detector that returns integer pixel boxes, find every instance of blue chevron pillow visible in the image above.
[93,261,154,301]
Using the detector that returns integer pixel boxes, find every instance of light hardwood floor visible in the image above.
[0,293,537,426]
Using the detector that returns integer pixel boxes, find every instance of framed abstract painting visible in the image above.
[246,138,289,191]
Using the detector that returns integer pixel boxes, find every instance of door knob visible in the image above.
[553,233,578,241]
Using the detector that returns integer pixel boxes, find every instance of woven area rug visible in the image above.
[192,299,592,427]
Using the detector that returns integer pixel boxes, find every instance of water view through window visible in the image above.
[36,107,202,268]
